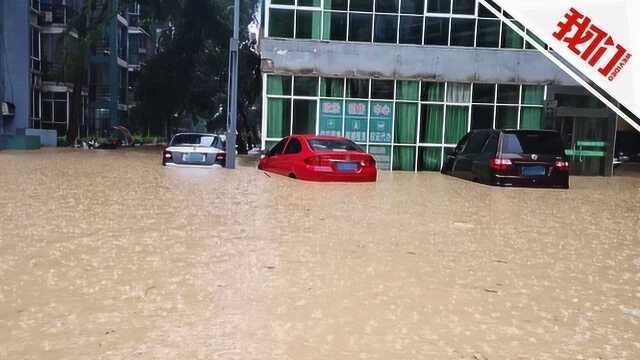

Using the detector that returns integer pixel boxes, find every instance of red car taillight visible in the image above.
[216,153,226,161]
[554,160,570,171]
[360,156,376,168]
[163,150,172,159]
[305,155,334,166]
[489,158,513,171]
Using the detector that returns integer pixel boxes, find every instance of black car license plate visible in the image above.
[184,153,206,162]
[336,162,358,172]
[522,166,546,176]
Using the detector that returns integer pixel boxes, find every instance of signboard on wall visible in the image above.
[319,100,343,136]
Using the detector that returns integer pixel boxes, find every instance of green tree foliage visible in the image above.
[133,0,262,151]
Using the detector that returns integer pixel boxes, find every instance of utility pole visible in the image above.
[225,0,240,169]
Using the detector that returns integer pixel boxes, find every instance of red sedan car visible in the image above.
[258,135,377,182]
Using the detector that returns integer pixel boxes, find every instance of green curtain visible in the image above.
[267,75,289,95]
[393,146,415,171]
[321,78,343,97]
[396,80,418,101]
[444,105,469,144]
[322,11,332,40]
[420,147,441,171]
[346,79,369,98]
[520,107,542,129]
[521,85,544,105]
[394,103,418,144]
[312,11,321,39]
[296,11,322,39]
[422,104,443,143]
[422,82,445,101]
[267,98,290,138]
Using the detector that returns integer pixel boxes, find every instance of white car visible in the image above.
[162,133,226,167]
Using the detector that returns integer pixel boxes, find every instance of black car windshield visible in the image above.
[170,134,215,147]
[308,138,363,152]
[502,132,564,155]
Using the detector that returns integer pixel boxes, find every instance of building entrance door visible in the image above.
[545,86,616,176]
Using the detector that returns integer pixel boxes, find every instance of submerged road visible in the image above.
[1,148,639,359]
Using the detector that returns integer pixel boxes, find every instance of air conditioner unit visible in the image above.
[1,102,16,116]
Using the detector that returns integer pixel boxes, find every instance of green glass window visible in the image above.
[501,21,524,49]
[521,85,544,105]
[396,80,418,101]
[520,107,542,129]
[324,0,347,10]
[369,101,393,143]
[267,75,292,95]
[344,100,368,142]
[319,99,344,136]
[478,3,497,18]
[267,98,291,138]
[320,78,344,97]
[322,12,347,40]
[393,146,416,171]
[296,11,322,39]
[394,103,418,144]
[269,9,294,38]
[346,78,369,98]
[421,82,445,102]
[418,146,442,171]
[293,99,317,134]
[420,104,444,143]
[495,106,518,129]
[294,76,319,96]
[369,145,391,170]
[444,105,469,144]
[265,140,280,151]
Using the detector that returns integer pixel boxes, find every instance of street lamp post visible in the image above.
[225,0,240,169]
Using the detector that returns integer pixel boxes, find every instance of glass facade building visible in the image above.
[260,0,622,174]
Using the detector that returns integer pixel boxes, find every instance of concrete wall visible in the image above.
[261,39,580,85]
[1,1,30,134]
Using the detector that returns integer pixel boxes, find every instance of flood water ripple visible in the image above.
[1,148,639,359]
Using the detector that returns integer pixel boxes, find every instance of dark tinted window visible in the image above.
[424,17,449,45]
[371,80,394,99]
[268,138,288,156]
[454,133,471,153]
[308,138,363,152]
[450,18,475,46]
[501,132,564,155]
[463,131,491,154]
[471,105,493,130]
[374,15,398,43]
[348,13,373,42]
[482,133,498,154]
[399,16,423,44]
[472,83,495,103]
[284,138,302,154]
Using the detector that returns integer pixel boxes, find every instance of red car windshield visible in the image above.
[308,139,363,152]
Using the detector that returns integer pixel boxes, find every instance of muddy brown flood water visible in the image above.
[1,148,639,359]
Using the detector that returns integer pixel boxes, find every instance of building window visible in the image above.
[267,0,547,50]
[264,76,546,171]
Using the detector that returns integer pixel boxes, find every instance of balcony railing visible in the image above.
[92,85,112,103]
[42,61,66,82]
[31,0,41,12]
